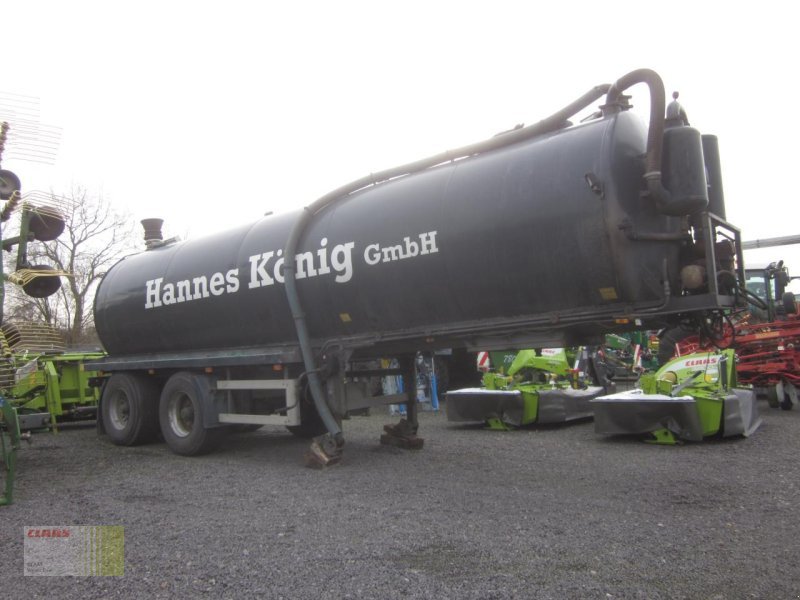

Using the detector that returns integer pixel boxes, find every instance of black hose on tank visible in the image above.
[605,68,672,214]
[283,79,619,442]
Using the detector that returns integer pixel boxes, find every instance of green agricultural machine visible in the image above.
[0,335,102,506]
[446,348,609,430]
[591,349,761,444]
[601,332,659,375]
[2,328,103,432]
[0,122,101,505]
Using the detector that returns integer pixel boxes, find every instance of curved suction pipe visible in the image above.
[284,80,617,442]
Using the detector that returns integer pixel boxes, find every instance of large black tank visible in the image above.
[94,109,685,357]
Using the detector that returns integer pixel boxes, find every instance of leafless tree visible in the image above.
[4,187,137,346]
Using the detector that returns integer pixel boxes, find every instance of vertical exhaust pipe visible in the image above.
[141,218,164,250]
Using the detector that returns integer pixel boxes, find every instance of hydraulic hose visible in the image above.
[283,79,619,442]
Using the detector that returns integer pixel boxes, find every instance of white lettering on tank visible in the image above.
[404,236,419,258]
[362,231,439,267]
[295,251,316,279]
[192,276,209,299]
[364,243,381,266]
[226,269,240,293]
[145,278,163,309]
[249,252,275,289]
[331,242,355,283]
[209,272,226,296]
[381,245,403,262]
[143,230,439,310]
[176,280,191,303]
[316,238,331,275]
[162,283,176,305]
[419,231,438,255]
[274,250,285,284]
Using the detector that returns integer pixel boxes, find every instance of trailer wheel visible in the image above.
[782,291,798,317]
[101,373,160,446]
[159,372,221,456]
[766,386,780,408]
[779,387,794,411]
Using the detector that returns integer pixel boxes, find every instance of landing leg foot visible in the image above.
[305,433,344,469]
[380,418,424,450]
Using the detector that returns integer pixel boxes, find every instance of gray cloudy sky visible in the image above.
[2,0,799,282]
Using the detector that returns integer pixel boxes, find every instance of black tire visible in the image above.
[775,380,796,411]
[782,291,797,317]
[159,371,222,456]
[766,386,780,409]
[779,386,794,411]
[101,373,160,446]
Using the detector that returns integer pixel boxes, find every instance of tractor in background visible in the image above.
[733,261,799,409]
[662,259,800,411]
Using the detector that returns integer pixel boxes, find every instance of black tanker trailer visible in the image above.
[89,69,746,465]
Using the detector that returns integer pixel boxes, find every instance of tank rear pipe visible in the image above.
[283,81,615,443]
[605,69,672,213]
[701,135,726,219]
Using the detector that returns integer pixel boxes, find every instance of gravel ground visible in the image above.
[1,401,799,599]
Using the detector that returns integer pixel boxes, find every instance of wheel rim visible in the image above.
[108,390,130,430]
[167,392,194,437]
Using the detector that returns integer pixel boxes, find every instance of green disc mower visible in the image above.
[446,348,610,430]
[591,349,761,444]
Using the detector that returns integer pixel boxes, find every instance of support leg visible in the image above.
[381,355,424,450]
[0,398,20,506]
[304,369,345,469]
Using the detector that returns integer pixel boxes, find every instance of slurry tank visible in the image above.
[95,100,720,357]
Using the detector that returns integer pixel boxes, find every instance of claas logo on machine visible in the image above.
[680,356,720,368]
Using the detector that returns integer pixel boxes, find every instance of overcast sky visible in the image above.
[2,1,798,287]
